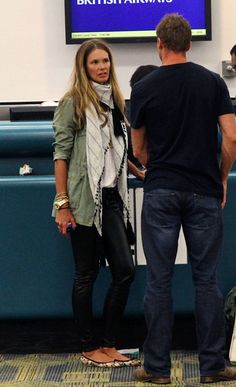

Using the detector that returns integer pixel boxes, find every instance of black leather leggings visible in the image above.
[70,187,135,351]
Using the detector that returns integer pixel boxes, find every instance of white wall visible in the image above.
[0,0,235,102]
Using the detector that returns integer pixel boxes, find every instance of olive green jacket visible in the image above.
[52,97,95,226]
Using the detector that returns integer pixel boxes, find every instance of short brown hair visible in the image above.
[156,13,191,53]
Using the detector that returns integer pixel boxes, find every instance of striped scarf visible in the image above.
[86,82,129,236]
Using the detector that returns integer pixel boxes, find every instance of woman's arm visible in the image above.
[53,99,78,235]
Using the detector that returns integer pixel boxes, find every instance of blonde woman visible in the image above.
[53,39,138,367]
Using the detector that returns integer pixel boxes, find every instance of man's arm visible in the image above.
[131,126,148,167]
[128,159,146,180]
[219,113,236,208]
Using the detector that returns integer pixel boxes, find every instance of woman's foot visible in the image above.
[81,347,141,367]
[82,349,113,363]
[100,347,130,361]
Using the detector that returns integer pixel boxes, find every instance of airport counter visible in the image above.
[0,121,236,320]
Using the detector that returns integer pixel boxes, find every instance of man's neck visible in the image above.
[161,51,187,66]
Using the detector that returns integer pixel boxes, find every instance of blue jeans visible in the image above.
[141,188,225,377]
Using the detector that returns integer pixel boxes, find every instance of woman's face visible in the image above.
[86,48,111,84]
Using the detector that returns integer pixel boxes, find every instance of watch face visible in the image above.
[55,203,60,210]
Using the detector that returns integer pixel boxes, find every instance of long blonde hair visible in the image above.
[61,39,126,128]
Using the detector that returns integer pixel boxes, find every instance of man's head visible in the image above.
[156,13,191,58]
[230,45,236,70]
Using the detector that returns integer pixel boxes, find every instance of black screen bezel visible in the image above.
[64,0,212,44]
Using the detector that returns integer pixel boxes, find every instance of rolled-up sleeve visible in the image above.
[53,97,76,162]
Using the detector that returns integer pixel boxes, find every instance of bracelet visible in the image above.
[58,206,70,211]
[56,191,67,196]
[56,192,68,199]
[54,198,69,210]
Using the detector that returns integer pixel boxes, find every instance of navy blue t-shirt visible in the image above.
[130,62,234,198]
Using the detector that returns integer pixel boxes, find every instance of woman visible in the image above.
[53,39,138,367]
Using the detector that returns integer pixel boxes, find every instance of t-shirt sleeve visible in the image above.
[130,84,146,130]
[217,76,234,116]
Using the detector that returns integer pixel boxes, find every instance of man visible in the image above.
[130,13,236,385]
[230,44,236,70]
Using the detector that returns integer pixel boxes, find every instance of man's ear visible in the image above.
[157,37,163,50]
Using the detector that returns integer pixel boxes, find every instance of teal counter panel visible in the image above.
[0,117,236,319]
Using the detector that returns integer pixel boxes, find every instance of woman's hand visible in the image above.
[55,208,77,236]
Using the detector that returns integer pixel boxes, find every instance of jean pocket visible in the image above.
[144,190,179,227]
[193,194,221,228]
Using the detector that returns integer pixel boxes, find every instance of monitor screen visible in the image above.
[65,0,212,44]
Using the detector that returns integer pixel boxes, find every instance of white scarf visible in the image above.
[86,82,129,235]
